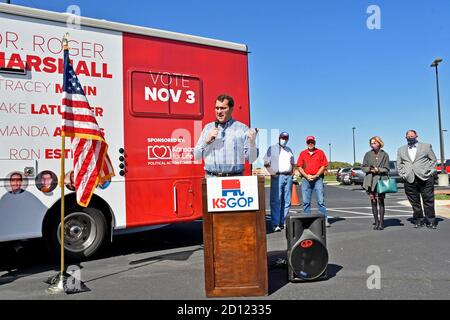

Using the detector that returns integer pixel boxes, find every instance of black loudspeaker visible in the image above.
[286,213,328,282]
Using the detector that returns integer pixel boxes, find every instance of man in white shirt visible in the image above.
[263,132,295,232]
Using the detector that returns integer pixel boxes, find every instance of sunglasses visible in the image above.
[307,140,316,144]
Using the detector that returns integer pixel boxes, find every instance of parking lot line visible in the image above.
[327,205,407,210]
[331,215,411,219]
[384,208,413,213]
[328,207,411,217]
[327,208,373,216]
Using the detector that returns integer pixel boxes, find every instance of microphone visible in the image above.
[211,120,220,142]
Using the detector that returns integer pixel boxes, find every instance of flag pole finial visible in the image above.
[63,33,70,50]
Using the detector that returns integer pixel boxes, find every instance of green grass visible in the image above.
[435,194,450,200]
[323,175,336,182]
[264,175,337,186]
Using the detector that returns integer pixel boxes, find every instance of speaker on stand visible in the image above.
[285,213,328,282]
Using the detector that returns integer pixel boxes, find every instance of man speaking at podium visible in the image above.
[194,94,258,177]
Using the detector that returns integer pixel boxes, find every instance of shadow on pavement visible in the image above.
[326,264,344,279]
[0,221,205,286]
[267,250,288,294]
[101,220,204,258]
[267,250,343,294]
[328,217,346,225]
[83,247,203,284]
[0,239,57,286]
[383,218,404,228]
[406,217,444,226]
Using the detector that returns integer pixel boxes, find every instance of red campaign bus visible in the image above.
[0,3,252,260]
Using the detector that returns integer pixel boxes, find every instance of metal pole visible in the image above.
[352,127,356,165]
[60,136,65,273]
[434,65,446,173]
[328,143,332,171]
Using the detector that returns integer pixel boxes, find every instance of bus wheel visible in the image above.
[45,207,107,261]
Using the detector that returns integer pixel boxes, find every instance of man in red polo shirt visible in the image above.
[295,136,330,227]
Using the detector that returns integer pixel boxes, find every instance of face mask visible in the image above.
[279,139,288,147]
[407,138,418,146]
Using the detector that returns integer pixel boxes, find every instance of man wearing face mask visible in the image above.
[263,132,295,232]
[397,130,438,229]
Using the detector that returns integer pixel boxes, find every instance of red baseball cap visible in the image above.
[306,136,316,142]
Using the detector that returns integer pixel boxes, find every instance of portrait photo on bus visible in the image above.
[35,171,58,194]
[64,170,75,191]
[4,171,28,195]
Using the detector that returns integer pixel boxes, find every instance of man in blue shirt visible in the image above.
[194,94,258,176]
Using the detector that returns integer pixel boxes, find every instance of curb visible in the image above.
[435,189,450,195]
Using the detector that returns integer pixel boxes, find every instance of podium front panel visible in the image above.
[202,176,267,297]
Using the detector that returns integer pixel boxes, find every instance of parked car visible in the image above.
[353,162,403,185]
[436,159,450,174]
[342,172,353,185]
[336,167,352,183]
[435,159,450,184]
[350,167,364,185]
[388,161,403,183]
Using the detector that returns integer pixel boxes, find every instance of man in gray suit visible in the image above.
[397,130,438,229]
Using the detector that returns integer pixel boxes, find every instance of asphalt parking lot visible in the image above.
[0,184,449,300]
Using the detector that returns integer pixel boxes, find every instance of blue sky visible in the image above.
[9,0,450,164]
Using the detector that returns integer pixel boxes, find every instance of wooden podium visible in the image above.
[202,176,268,297]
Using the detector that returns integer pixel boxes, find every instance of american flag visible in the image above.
[61,48,114,207]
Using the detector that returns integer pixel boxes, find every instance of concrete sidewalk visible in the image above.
[435,201,450,219]
[398,200,450,219]
[434,188,450,219]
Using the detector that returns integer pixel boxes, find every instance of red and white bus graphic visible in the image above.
[0,3,251,260]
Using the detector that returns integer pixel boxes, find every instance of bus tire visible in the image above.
[44,206,107,261]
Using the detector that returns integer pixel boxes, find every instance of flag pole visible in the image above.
[60,35,68,280]
[46,33,69,294]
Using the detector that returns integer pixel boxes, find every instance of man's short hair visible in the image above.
[41,171,52,178]
[406,129,417,136]
[216,94,234,108]
[10,172,23,181]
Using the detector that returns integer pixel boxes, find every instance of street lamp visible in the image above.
[431,58,448,186]
[328,143,332,171]
[352,127,356,165]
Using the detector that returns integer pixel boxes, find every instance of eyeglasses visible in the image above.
[280,136,289,140]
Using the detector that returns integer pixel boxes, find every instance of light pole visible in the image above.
[328,143,332,171]
[352,127,356,165]
[431,58,448,186]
